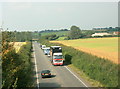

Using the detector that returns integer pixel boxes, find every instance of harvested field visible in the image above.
[13,42,27,53]
[51,37,119,64]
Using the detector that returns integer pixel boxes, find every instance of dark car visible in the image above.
[41,70,51,78]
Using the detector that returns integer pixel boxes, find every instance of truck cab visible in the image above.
[50,46,62,56]
[52,53,64,66]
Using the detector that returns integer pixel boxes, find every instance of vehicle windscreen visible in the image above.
[42,70,50,73]
[53,48,62,53]
[46,49,50,52]
[42,45,46,48]
[54,60,63,62]
[44,49,50,53]
[53,55,62,59]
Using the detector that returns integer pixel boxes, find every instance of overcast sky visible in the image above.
[0,1,118,31]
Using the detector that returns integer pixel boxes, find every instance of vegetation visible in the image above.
[2,31,34,88]
[39,39,119,88]
[11,31,33,42]
[16,42,34,88]
[43,34,59,40]
[56,37,67,41]
[32,31,41,39]
[81,30,95,38]
[13,42,27,53]
[39,26,120,41]
[40,29,69,36]
[68,25,82,39]
[41,30,69,37]
[5,31,41,42]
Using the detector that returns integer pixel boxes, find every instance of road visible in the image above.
[33,42,92,88]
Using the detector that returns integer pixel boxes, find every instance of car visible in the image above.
[43,47,50,55]
[41,45,46,49]
[41,70,51,78]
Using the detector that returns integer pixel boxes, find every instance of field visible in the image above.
[51,37,119,64]
[41,31,69,36]
[13,42,27,53]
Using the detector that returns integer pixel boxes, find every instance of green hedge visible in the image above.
[2,42,33,89]
[39,39,119,88]
[16,42,33,88]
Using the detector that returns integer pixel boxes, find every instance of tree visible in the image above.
[69,26,82,39]
[2,31,33,88]
[2,31,19,88]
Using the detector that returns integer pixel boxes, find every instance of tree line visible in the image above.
[39,25,95,41]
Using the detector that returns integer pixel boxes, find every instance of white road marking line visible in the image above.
[64,66,89,88]
[33,44,40,89]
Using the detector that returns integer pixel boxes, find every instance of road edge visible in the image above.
[33,43,40,89]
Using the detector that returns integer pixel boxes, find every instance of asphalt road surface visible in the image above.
[33,42,92,88]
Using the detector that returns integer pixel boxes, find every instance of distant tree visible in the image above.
[44,34,59,40]
[81,30,95,38]
[69,26,82,39]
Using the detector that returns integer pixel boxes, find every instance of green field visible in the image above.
[56,37,67,40]
[51,37,118,64]
[41,31,69,36]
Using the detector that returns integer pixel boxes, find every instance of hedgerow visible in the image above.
[16,42,34,88]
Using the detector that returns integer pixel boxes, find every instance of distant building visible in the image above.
[91,33,111,37]
[113,31,120,35]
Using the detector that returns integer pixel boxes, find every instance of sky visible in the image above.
[0,1,118,31]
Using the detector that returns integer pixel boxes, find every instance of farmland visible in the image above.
[13,42,27,53]
[51,37,118,64]
[41,31,69,36]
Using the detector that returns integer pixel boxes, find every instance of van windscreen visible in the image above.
[53,48,62,53]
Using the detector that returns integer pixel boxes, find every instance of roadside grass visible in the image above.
[68,64,104,87]
[51,37,118,64]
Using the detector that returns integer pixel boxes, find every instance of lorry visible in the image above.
[50,46,64,65]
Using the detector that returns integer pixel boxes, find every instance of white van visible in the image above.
[41,45,46,49]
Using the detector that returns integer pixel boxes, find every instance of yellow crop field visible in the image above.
[51,37,119,64]
[13,42,27,53]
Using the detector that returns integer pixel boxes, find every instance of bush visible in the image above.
[16,42,33,88]
[2,42,33,88]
